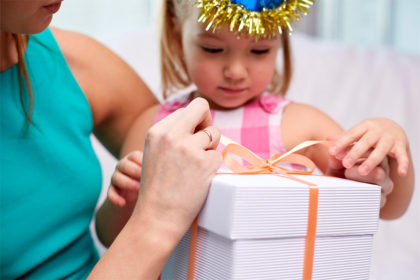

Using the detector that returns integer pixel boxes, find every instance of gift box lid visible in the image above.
[198,174,381,240]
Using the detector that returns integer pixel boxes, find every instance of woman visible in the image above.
[1,0,221,278]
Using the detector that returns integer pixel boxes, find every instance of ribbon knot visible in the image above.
[221,140,323,175]
[264,159,274,172]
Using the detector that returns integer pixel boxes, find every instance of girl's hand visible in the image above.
[328,152,393,208]
[108,151,143,208]
[329,118,409,177]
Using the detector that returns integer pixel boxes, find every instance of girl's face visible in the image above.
[1,0,63,34]
[180,12,281,110]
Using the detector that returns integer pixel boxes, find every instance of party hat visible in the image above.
[195,0,314,38]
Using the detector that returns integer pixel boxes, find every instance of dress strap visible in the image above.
[258,92,291,114]
[162,94,191,112]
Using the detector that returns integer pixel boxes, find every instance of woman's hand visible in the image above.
[108,150,143,208]
[90,98,223,279]
[132,97,223,239]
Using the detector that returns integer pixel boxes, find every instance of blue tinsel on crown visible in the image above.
[230,0,285,12]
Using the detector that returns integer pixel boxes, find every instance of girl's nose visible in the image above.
[223,59,247,81]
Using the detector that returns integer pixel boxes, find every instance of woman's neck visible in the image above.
[0,31,19,72]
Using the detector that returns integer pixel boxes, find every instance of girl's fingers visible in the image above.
[108,186,126,208]
[326,152,345,178]
[127,150,143,165]
[345,163,393,203]
[380,194,387,208]
[110,171,141,192]
[330,124,368,156]
[342,131,379,169]
[391,142,409,176]
[357,137,393,176]
[116,158,142,180]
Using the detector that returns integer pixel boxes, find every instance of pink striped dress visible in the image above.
[154,92,292,160]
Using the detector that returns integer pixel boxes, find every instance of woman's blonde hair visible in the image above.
[10,33,34,123]
[159,0,292,100]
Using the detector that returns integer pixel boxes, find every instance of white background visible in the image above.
[52,0,420,55]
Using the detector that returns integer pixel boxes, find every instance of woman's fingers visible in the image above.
[136,98,223,238]
[152,97,212,136]
[192,126,221,150]
[183,97,213,132]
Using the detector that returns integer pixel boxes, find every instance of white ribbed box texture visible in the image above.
[162,174,381,280]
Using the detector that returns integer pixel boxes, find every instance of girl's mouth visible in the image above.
[219,87,247,95]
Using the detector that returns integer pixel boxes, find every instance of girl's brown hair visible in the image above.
[12,33,34,123]
[159,0,292,100]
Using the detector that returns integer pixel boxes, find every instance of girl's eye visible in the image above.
[251,49,270,55]
[201,46,223,53]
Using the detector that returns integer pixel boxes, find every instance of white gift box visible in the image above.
[162,174,381,280]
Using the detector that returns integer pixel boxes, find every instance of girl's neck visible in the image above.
[0,31,20,72]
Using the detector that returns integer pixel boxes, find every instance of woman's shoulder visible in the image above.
[50,27,123,79]
[51,27,99,62]
[50,26,156,127]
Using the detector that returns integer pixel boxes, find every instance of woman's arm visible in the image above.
[88,98,222,278]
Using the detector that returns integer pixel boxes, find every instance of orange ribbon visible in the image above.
[187,140,328,280]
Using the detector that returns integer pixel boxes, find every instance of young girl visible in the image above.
[96,0,414,247]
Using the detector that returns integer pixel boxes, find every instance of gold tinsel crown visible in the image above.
[194,0,314,38]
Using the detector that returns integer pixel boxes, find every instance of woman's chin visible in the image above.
[22,16,52,35]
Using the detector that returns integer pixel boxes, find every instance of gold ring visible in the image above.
[202,129,213,145]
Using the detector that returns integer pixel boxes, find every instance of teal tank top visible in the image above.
[0,28,102,279]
